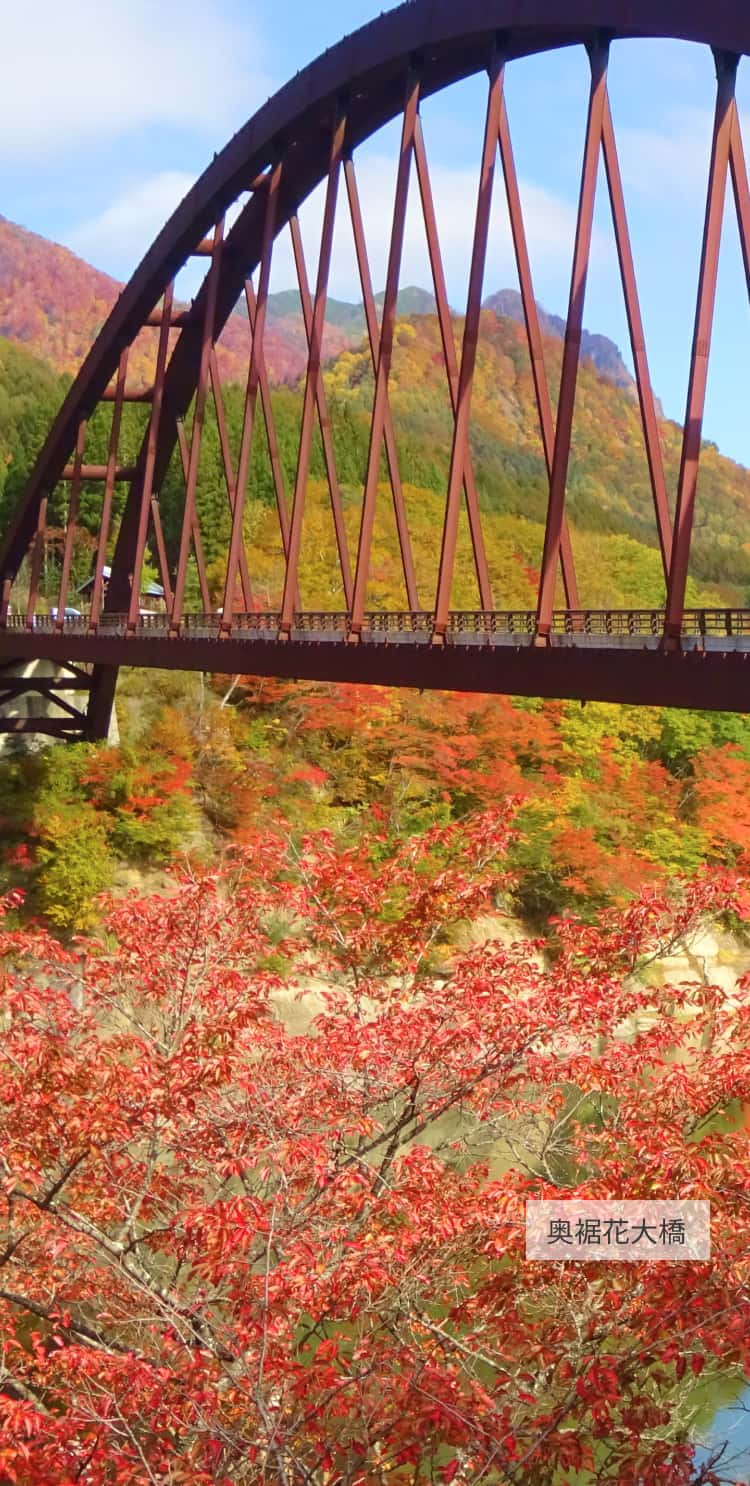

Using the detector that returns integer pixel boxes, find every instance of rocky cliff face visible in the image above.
[483,288,636,394]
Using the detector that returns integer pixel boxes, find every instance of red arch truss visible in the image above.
[2,0,750,737]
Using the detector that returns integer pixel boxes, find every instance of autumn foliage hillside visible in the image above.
[2,209,750,596]
[4,217,750,1478]
[0,214,356,387]
[3,661,750,942]
[321,313,750,597]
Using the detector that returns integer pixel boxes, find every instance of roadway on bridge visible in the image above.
[3,610,750,713]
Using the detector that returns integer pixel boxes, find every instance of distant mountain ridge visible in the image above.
[262,283,635,393]
[482,289,635,393]
[3,213,750,606]
[0,212,354,387]
[1,209,630,394]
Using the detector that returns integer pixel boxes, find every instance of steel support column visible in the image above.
[413,116,493,610]
[281,123,353,631]
[343,154,420,610]
[497,97,580,608]
[350,71,421,636]
[664,50,738,643]
[171,224,225,629]
[433,50,504,636]
[221,163,283,630]
[601,95,672,581]
[535,41,609,637]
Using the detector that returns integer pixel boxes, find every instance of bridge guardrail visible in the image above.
[291,612,351,634]
[447,611,537,635]
[554,610,663,636]
[6,609,750,643]
[364,611,434,633]
[683,609,750,636]
[229,612,280,633]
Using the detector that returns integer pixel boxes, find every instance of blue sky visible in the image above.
[3,0,750,471]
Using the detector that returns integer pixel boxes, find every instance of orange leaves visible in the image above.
[226,677,724,925]
[693,744,750,855]
[553,821,660,904]
[81,740,193,819]
[5,668,750,1474]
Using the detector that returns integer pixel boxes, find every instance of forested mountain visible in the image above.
[0,211,636,391]
[0,319,749,603]
[1,211,750,600]
[0,214,352,385]
[483,287,636,391]
[0,337,68,529]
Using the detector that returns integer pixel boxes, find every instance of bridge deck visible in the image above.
[3,610,750,713]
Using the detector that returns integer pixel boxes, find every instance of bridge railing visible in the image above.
[290,612,354,634]
[5,609,750,642]
[683,610,750,636]
[446,611,663,636]
[555,610,664,636]
[447,611,536,635]
[360,611,434,634]
[229,612,283,634]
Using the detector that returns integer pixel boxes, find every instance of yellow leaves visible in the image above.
[322,347,371,397]
[558,703,662,775]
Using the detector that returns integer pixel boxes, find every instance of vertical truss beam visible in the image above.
[243,282,293,562]
[730,105,750,302]
[413,116,492,610]
[149,487,174,612]
[90,350,129,629]
[665,50,738,642]
[601,94,672,581]
[125,282,175,626]
[350,71,421,634]
[497,97,579,607]
[174,422,217,612]
[25,498,47,628]
[281,114,351,631]
[343,154,419,610]
[536,40,610,637]
[222,164,282,631]
[433,51,504,636]
[208,348,253,610]
[55,420,87,628]
[287,212,353,609]
[171,223,224,629]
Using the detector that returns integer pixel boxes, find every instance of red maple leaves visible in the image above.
[0,835,748,1483]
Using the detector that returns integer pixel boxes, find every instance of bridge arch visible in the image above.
[2,0,750,736]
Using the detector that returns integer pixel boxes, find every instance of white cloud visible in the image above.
[67,172,198,273]
[63,136,613,316]
[616,106,714,205]
[64,147,600,302]
[0,0,272,161]
[65,174,253,284]
[271,152,610,307]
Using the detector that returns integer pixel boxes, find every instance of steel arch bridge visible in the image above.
[3,0,750,740]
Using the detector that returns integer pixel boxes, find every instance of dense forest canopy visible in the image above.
[3,303,750,607]
[2,231,750,1482]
